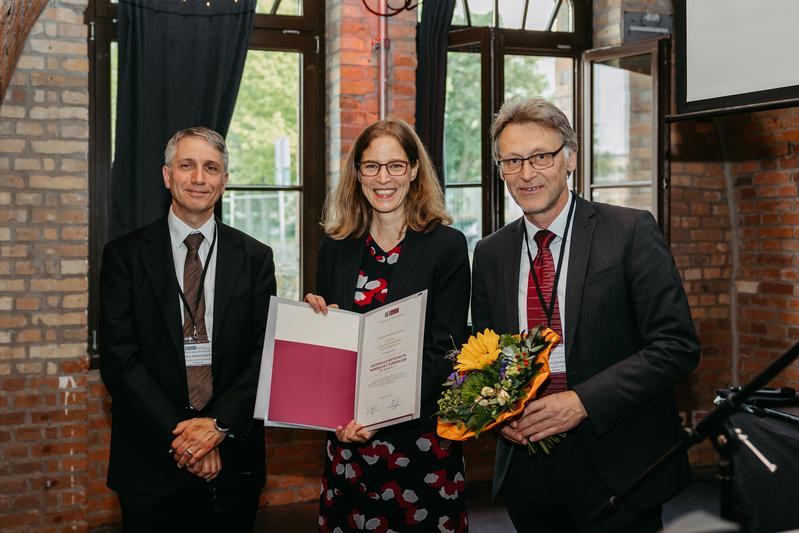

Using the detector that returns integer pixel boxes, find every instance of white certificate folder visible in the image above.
[254,290,427,432]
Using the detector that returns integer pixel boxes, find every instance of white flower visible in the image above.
[478,399,489,407]
[497,390,510,406]
[480,386,495,397]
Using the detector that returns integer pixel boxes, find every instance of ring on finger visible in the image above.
[185,448,194,456]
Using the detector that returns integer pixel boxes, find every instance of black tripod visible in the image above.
[593,340,799,526]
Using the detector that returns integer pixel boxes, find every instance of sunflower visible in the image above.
[455,329,501,371]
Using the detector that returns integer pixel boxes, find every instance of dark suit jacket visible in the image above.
[100,216,276,494]
[471,197,700,508]
[316,224,470,435]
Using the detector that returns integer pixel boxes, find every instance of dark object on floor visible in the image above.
[729,407,799,533]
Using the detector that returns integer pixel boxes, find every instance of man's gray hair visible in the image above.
[164,127,229,172]
[490,97,578,159]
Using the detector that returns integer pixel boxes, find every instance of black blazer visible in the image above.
[472,197,700,507]
[316,224,470,436]
[99,216,276,494]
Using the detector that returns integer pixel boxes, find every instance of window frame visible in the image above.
[445,0,591,237]
[580,37,671,239]
[86,0,325,363]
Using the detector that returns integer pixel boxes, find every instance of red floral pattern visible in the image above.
[319,433,467,532]
[354,236,401,309]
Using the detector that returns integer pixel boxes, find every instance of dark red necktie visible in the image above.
[526,229,566,395]
[183,233,212,410]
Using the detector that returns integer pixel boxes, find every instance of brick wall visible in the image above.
[0,1,91,530]
[716,110,799,387]
[326,0,416,185]
[593,0,622,48]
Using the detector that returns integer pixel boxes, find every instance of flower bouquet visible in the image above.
[436,326,566,454]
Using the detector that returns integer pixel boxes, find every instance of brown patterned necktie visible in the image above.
[183,233,212,410]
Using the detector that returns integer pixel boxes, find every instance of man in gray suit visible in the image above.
[471,98,700,532]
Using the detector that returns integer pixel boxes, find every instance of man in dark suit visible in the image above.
[471,98,700,532]
[100,127,276,531]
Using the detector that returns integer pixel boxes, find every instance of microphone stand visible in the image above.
[593,339,799,525]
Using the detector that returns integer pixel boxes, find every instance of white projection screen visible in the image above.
[675,0,799,117]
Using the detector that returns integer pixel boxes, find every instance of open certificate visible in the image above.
[254,290,427,431]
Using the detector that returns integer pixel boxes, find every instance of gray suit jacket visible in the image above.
[471,196,700,508]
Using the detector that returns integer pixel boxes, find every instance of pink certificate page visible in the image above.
[255,299,361,431]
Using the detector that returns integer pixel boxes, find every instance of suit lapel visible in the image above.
[386,229,430,304]
[334,236,363,312]
[212,221,245,340]
[139,218,183,355]
[564,197,596,360]
[504,219,524,333]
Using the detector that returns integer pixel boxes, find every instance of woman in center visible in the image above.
[305,118,470,532]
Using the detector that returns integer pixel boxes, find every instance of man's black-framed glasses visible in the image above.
[497,144,565,174]
[357,160,410,177]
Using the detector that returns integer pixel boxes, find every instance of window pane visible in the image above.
[227,50,301,186]
[453,0,493,26]
[591,186,653,214]
[503,186,523,225]
[444,50,482,185]
[222,190,300,300]
[499,0,573,31]
[256,0,302,16]
[446,187,482,261]
[504,55,574,125]
[592,54,653,187]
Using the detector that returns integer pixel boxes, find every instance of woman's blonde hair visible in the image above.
[322,118,452,239]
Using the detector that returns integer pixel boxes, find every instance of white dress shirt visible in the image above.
[517,190,575,374]
[168,207,218,343]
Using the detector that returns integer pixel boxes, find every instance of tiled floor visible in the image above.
[256,471,721,532]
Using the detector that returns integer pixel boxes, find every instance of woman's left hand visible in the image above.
[335,419,376,443]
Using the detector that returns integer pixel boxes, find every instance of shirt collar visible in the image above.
[168,207,216,247]
[523,189,573,241]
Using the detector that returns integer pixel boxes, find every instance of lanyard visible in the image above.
[522,193,576,328]
[178,228,217,340]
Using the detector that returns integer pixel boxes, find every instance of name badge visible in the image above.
[549,343,566,373]
[184,341,212,367]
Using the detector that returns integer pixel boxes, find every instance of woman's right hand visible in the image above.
[304,293,338,314]
[336,419,375,443]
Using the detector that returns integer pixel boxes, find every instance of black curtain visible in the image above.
[110,0,256,238]
[415,0,456,186]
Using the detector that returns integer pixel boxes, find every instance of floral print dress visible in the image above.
[318,235,468,533]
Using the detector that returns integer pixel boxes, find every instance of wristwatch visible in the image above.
[213,418,230,435]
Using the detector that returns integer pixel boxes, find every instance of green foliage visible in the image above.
[504,55,550,102]
[227,50,300,186]
[444,51,483,185]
